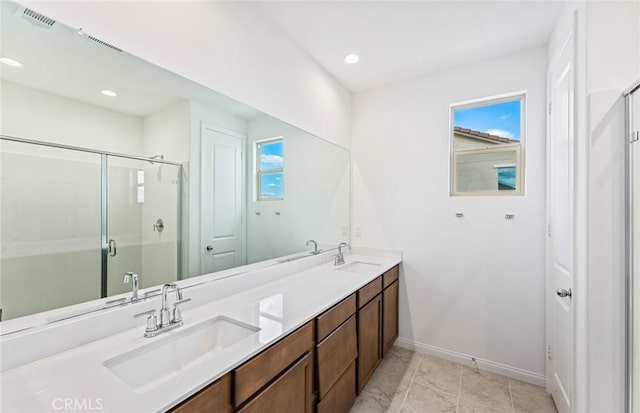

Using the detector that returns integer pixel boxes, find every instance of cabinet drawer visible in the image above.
[170,374,232,413]
[317,294,356,342]
[238,352,314,413]
[317,361,356,413]
[316,315,357,399]
[357,277,382,308]
[234,321,314,406]
[383,265,399,289]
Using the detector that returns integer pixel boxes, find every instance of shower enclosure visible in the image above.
[0,136,182,321]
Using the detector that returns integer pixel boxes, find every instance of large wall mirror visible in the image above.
[0,1,350,324]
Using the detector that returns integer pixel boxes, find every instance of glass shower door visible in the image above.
[0,140,102,320]
[106,156,181,296]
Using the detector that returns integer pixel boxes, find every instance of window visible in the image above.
[450,93,525,195]
[256,137,284,200]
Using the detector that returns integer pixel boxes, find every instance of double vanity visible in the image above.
[0,248,401,412]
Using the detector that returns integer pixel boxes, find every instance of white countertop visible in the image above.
[1,252,401,413]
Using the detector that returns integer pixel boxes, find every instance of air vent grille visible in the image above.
[88,35,123,52]
[21,8,56,29]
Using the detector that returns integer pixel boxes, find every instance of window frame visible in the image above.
[449,91,526,196]
[255,136,284,201]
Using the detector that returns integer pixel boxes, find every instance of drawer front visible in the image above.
[234,321,314,406]
[357,277,382,308]
[316,315,357,399]
[317,294,356,342]
[317,361,356,413]
[383,265,399,289]
[170,374,232,413]
[238,352,314,413]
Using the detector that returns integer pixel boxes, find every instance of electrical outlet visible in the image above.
[355,227,362,237]
[341,226,348,236]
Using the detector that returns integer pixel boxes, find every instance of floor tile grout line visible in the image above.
[399,353,423,412]
[455,364,463,413]
[508,378,515,413]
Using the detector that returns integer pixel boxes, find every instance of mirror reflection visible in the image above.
[0,1,349,322]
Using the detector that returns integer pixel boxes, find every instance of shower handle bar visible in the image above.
[108,239,117,257]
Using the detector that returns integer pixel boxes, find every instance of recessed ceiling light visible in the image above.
[0,57,22,67]
[344,53,360,64]
[101,89,118,97]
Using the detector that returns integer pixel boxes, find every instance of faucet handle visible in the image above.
[134,309,158,332]
[172,298,191,324]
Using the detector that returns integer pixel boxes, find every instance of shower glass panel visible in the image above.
[0,140,102,320]
[0,137,183,321]
[106,156,181,296]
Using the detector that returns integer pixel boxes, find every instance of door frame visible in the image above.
[199,121,247,271]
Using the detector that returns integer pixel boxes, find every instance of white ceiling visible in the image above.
[256,1,563,92]
[0,1,263,119]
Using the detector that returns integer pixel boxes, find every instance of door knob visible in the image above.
[556,288,572,298]
[206,245,213,251]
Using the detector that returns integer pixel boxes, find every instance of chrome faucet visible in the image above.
[123,272,139,301]
[334,242,349,266]
[134,282,191,338]
[306,239,319,254]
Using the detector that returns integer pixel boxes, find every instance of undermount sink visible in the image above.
[104,316,260,392]
[336,261,381,273]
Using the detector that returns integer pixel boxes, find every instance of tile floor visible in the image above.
[350,346,557,413]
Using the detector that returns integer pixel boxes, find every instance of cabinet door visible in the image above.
[238,352,314,413]
[382,280,399,356]
[170,374,232,413]
[357,294,382,393]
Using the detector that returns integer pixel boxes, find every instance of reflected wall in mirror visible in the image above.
[0,1,349,322]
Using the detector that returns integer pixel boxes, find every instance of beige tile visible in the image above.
[350,392,400,413]
[460,368,512,413]
[462,366,510,386]
[377,346,421,378]
[362,366,412,407]
[512,389,557,413]
[401,382,457,413]
[458,395,511,413]
[412,355,462,396]
[509,379,549,398]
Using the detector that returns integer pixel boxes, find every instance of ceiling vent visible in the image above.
[20,8,56,29]
[88,35,123,53]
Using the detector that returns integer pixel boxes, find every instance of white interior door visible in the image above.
[547,31,575,413]
[201,123,244,274]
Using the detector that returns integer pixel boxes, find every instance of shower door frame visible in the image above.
[0,134,183,298]
[625,81,640,413]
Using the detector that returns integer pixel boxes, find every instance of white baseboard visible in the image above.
[394,337,546,387]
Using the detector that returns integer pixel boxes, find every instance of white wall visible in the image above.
[18,1,352,149]
[0,81,143,154]
[246,116,350,263]
[351,47,547,381]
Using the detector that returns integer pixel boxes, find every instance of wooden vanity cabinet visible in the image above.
[169,374,232,413]
[237,352,314,413]
[234,321,314,410]
[382,266,400,356]
[315,294,358,413]
[356,277,383,394]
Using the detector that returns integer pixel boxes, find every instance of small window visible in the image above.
[450,94,525,196]
[256,138,284,200]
